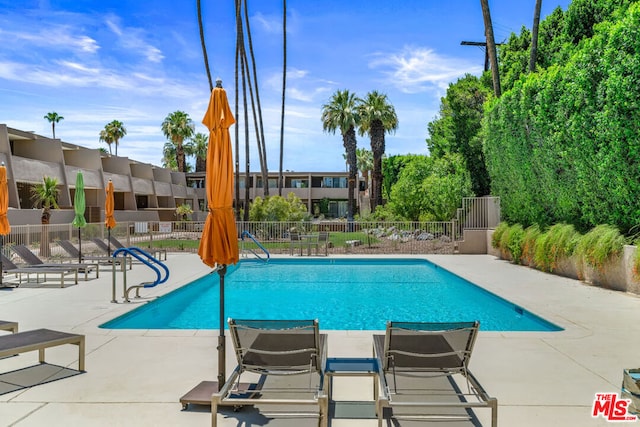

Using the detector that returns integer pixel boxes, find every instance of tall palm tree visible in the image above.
[321,89,360,220]
[161,111,195,173]
[356,147,373,196]
[357,90,398,211]
[278,0,287,196]
[44,112,64,139]
[481,0,501,97]
[530,0,543,72]
[31,176,59,256]
[191,133,209,172]
[99,129,114,155]
[105,120,127,157]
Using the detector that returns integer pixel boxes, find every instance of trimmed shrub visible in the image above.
[575,224,626,272]
[534,223,580,272]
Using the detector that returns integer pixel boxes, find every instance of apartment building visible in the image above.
[0,124,358,224]
[0,124,199,225]
[187,171,362,219]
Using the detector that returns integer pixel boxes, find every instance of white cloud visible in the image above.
[369,46,483,94]
[253,12,281,34]
[0,26,99,54]
[105,14,164,63]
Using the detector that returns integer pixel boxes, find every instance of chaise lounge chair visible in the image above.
[10,245,98,280]
[212,319,328,427]
[1,254,78,288]
[373,321,497,427]
[108,236,167,261]
[0,327,85,372]
[0,321,18,334]
[56,240,130,270]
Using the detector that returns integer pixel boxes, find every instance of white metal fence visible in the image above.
[0,197,499,259]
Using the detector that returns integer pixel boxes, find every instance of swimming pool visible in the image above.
[100,258,562,331]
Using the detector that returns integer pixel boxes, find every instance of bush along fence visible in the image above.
[490,222,640,296]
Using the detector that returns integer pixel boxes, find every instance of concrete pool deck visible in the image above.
[0,253,639,426]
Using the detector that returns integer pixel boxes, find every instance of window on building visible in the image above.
[256,178,278,188]
[322,177,347,188]
[288,178,308,188]
[136,195,148,209]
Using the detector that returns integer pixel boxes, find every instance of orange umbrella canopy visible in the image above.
[198,84,239,267]
[0,164,10,236]
[105,180,116,229]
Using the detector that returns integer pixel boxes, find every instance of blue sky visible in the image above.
[0,0,570,172]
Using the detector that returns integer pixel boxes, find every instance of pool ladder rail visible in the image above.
[240,230,270,262]
[111,247,170,303]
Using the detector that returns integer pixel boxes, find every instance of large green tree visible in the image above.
[385,154,473,221]
[357,90,398,211]
[427,74,492,196]
[321,90,360,220]
[44,112,64,139]
[161,111,195,173]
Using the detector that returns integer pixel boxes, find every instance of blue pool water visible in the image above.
[100,258,562,331]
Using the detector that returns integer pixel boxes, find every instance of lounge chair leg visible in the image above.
[318,394,328,427]
[490,397,498,427]
[211,394,220,427]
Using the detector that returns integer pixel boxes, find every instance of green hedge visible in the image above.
[485,3,640,234]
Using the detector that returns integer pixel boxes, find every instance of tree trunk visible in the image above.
[278,0,287,197]
[480,0,501,97]
[530,0,542,72]
[176,141,185,172]
[343,127,358,221]
[40,210,51,257]
[371,120,385,211]
[195,157,206,172]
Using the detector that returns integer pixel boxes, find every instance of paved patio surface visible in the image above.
[0,253,639,426]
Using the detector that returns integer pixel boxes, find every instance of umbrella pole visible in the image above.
[0,235,3,286]
[107,228,111,257]
[78,228,82,264]
[217,265,227,385]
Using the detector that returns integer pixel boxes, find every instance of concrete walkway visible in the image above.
[0,253,639,426]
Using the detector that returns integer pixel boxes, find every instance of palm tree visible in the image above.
[31,176,59,256]
[99,129,114,155]
[105,120,127,156]
[161,111,195,173]
[44,112,64,139]
[481,0,501,97]
[162,142,177,170]
[321,89,360,220]
[530,0,542,72]
[191,133,209,172]
[356,147,373,196]
[357,90,398,211]
[278,0,287,196]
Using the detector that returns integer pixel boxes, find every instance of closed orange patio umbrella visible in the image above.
[198,79,239,385]
[0,163,10,285]
[105,180,116,257]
